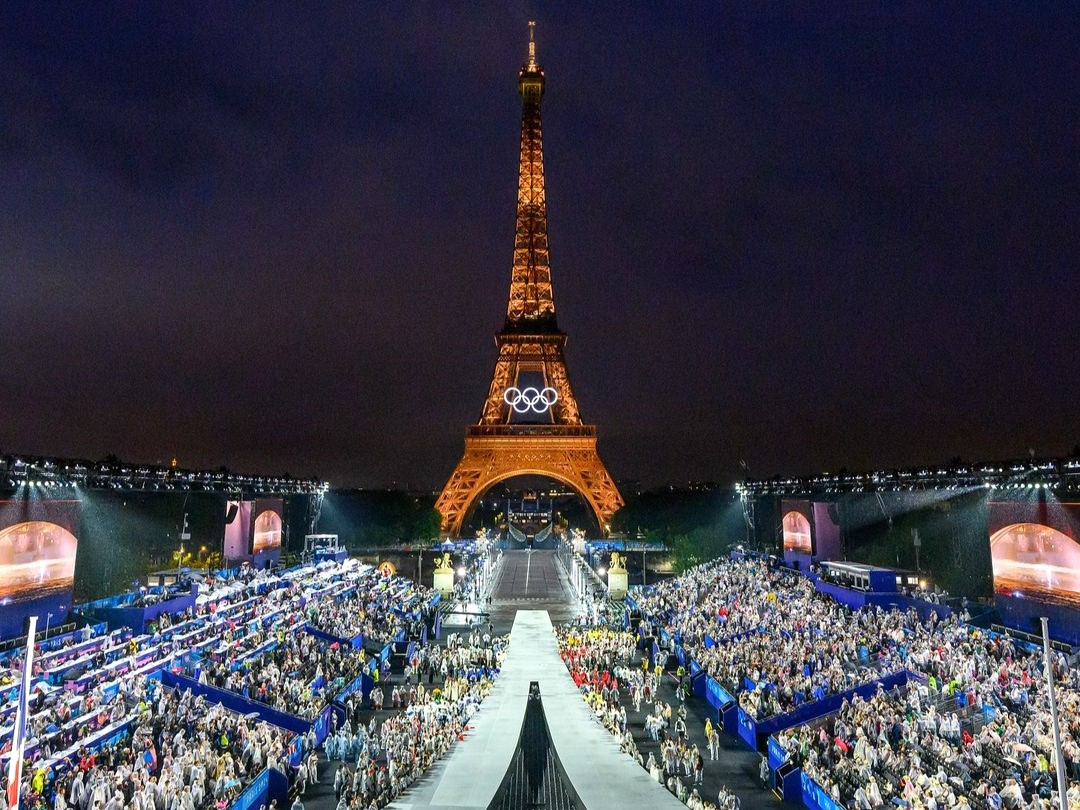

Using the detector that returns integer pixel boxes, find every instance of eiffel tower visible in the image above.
[435,22,623,538]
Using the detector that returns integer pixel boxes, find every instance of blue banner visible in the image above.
[737,708,757,749]
[768,735,789,772]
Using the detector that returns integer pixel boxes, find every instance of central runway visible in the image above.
[390,610,684,810]
[488,550,580,631]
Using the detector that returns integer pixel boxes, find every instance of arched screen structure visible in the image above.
[252,509,282,553]
[0,521,78,604]
[990,522,1080,606]
[782,510,813,555]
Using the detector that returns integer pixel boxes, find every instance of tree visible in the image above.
[670,534,701,574]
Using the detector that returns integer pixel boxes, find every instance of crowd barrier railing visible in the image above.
[227,766,289,810]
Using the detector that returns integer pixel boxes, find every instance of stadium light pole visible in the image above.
[1041,617,1069,810]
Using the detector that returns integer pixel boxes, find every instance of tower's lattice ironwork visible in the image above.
[436,23,623,537]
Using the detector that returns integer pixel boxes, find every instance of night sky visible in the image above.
[1,3,1077,489]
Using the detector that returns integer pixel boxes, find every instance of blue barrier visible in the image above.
[690,670,707,700]
[996,593,1080,646]
[228,767,289,810]
[703,675,735,712]
[336,671,375,704]
[733,669,912,750]
[812,579,951,623]
[303,625,358,649]
[312,704,333,743]
[721,701,739,733]
[2,716,135,771]
[34,623,108,655]
[780,766,803,802]
[86,585,198,634]
[801,771,844,810]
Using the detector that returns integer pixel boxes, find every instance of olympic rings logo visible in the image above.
[503,386,559,414]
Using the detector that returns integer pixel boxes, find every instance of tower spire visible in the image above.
[507,20,554,329]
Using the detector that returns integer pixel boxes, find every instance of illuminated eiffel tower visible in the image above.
[435,22,623,537]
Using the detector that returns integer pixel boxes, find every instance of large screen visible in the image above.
[781,499,813,558]
[223,500,252,560]
[989,500,1080,608]
[0,499,80,606]
[252,498,283,554]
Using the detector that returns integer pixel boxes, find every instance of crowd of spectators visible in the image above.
[5,681,299,810]
[777,633,1080,809]
[302,569,435,647]
[633,556,1080,810]
[634,559,952,719]
[197,628,365,721]
[322,633,506,810]
[2,559,439,810]
[557,626,734,809]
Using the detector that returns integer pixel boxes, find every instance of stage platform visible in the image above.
[391,610,683,810]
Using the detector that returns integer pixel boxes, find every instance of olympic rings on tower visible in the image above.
[503,386,559,414]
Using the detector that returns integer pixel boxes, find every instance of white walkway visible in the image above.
[391,610,683,810]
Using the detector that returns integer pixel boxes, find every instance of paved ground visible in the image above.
[303,556,798,810]
[488,550,582,629]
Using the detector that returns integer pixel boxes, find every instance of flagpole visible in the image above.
[6,615,38,810]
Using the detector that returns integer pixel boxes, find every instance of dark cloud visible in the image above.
[0,2,1077,487]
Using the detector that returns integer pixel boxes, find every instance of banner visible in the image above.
[223,501,252,560]
[811,501,841,560]
[5,617,37,810]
